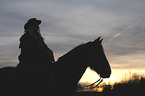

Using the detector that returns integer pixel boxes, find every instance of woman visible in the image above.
[17,18,55,95]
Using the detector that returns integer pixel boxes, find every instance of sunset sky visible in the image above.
[0,0,145,84]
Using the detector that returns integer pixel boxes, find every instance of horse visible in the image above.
[48,37,111,96]
[0,37,111,96]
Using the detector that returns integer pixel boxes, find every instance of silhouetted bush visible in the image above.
[102,73,145,96]
[77,73,145,96]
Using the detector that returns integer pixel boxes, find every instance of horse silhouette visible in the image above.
[49,37,111,96]
[0,37,111,96]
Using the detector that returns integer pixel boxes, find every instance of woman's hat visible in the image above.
[24,18,41,29]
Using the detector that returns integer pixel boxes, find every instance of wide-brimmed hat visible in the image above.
[24,18,41,29]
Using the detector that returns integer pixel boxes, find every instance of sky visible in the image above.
[0,0,145,83]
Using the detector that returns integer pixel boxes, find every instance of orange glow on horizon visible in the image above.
[79,68,145,85]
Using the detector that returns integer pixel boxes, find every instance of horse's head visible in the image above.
[84,37,111,78]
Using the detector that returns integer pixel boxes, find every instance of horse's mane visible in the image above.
[57,43,85,61]
[57,41,93,63]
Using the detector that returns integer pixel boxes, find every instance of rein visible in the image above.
[78,77,103,90]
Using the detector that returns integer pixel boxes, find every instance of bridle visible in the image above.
[78,77,103,90]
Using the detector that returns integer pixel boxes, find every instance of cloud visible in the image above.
[0,0,145,68]
[105,20,145,55]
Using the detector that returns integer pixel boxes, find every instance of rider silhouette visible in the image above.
[17,18,55,93]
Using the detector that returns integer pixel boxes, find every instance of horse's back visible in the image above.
[0,67,24,96]
[0,67,16,73]
[0,67,17,81]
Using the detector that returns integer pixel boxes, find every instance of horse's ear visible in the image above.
[97,36,101,41]
[94,36,101,43]
[94,36,103,43]
[100,38,103,43]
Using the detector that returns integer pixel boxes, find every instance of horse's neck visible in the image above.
[55,50,88,84]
